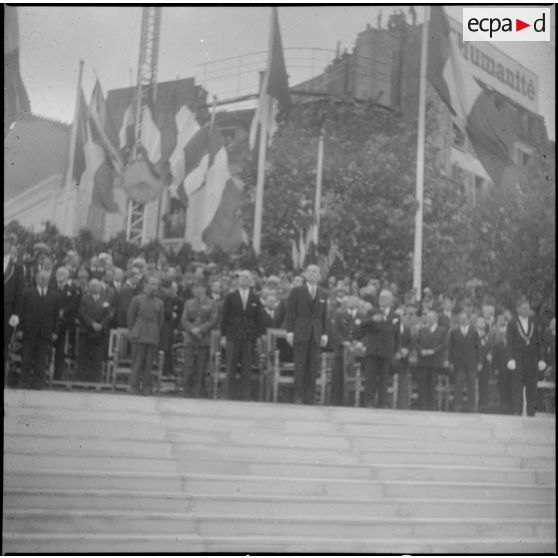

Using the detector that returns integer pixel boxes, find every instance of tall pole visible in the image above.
[252,102,268,255]
[412,6,429,300]
[313,133,324,245]
[64,60,84,237]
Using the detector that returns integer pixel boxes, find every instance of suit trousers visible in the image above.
[293,340,320,405]
[183,345,209,397]
[330,348,344,406]
[21,337,50,389]
[363,355,391,408]
[453,367,476,413]
[416,366,439,411]
[225,339,254,401]
[497,367,513,414]
[394,361,410,410]
[478,362,491,411]
[53,325,68,380]
[511,352,538,416]
[130,342,157,393]
[78,334,105,382]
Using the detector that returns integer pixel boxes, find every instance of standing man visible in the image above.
[78,279,112,383]
[220,270,263,400]
[360,289,400,408]
[415,310,448,411]
[20,271,59,389]
[285,264,328,405]
[113,270,140,328]
[4,232,24,374]
[449,311,481,413]
[127,276,165,395]
[182,278,218,397]
[506,297,546,416]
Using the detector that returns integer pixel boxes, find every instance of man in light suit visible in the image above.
[182,278,218,397]
[506,297,546,416]
[220,270,264,400]
[127,276,165,395]
[285,265,328,405]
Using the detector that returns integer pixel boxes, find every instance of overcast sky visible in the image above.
[15,5,555,138]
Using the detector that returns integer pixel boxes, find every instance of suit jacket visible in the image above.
[4,257,24,326]
[438,311,456,332]
[53,281,82,327]
[182,296,218,346]
[330,309,362,348]
[449,327,481,371]
[21,287,60,341]
[79,294,113,338]
[506,316,544,364]
[395,323,413,367]
[127,293,164,346]
[285,285,328,345]
[416,325,448,369]
[360,307,400,359]
[260,306,283,333]
[220,289,263,341]
[114,282,136,328]
[274,298,288,329]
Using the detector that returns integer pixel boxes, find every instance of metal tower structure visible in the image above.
[125,6,162,244]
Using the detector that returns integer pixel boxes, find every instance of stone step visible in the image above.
[4,509,554,539]
[2,532,555,554]
[3,489,555,518]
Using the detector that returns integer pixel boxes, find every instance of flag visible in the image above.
[182,121,244,252]
[428,6,521,187]
[4,6,30,136]
[71,89,88,187]
[249,7,291,150]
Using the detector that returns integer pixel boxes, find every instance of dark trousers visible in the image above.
[478,361,491,411]
[53,325,70,380]
[453,367,476,412]
[394,361,410,409]
[416,366,439,411]
[497,366,513,414]
[130,342,157,393]
[78,334,105,382]
[21,337,50,389]
[183,344,209,397]
[511,353,538,416]
[225,339,254,400]
[293,340,320,405]
[363,355,391,408]
[330,347,344,406]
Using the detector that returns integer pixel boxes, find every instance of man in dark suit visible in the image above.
[394,305,415,410]
[78,279,113,383]
[259,290,282,331]
[113,271,140,328]
[330,294,362,406]
[52,266,82,380]
[438,294,456,332]
[360,289,400,408]
[506,297,546,416]
[4,233,24,371]
[449,311,482,412]
[20,270,60,389]
[181,278,218,397]
[220,270,264,400]
[285,265,328,405]
[415,310,449,411]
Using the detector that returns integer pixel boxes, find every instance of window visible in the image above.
[515,145,532,166]
[220,126,236,147]
[452,163,466,196]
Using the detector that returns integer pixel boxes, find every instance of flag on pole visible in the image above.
[428,6,520,187]
[249,7,291,150]
[4,6,30,136]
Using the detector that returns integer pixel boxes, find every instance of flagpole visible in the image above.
[412,7,429,301]
[64,59,84,237]
[252,100,268,256]
[313,133,324,245]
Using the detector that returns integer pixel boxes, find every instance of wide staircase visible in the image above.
[3,389,556,554]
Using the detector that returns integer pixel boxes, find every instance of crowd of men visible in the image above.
[4,232,556,416]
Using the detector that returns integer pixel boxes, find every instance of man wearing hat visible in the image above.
[181,277,218,397]
[4,232,24,374]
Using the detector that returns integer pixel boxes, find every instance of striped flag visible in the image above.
[249,7,291,150]
[428,6,521,187]
[4,6,30,136]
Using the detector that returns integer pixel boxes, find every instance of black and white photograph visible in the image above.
[3,3,555,554]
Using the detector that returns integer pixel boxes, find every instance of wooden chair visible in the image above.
[343,343,365,407]
[170,342,186,393]
[436,371,451,411]
[209,330,228,399]
[316,351,334,405]
[266,328,295,403]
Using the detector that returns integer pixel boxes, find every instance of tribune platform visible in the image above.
[3,389,556,553]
